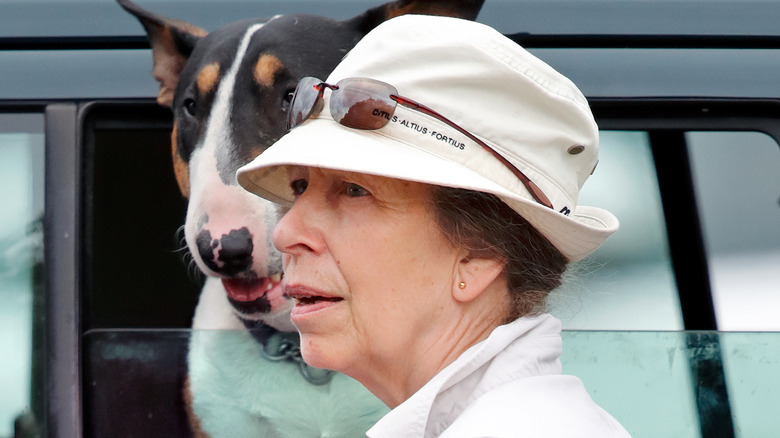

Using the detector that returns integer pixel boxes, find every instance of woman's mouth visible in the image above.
[294,295,343,305]
[285,285,344,318]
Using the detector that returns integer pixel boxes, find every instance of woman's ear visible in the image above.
[453,255,505,303]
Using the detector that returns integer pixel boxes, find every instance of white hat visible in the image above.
[238,15,618,261]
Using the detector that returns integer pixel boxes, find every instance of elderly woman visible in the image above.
[238,14,629,437]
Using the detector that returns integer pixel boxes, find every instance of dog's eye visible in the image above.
[281,89,295,113]
[183,98,197,116]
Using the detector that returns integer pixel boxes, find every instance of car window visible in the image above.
[73,102,780,437]
[0,113,44,438]
[686,131,780,331]
[81,104,196,330]
[556,128,780,438]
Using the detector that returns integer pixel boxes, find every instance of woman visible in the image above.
[238,14,629,437]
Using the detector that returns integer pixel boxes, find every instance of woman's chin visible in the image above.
[299,336,344,371]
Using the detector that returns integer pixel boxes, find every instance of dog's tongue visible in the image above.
[222,277,275,302]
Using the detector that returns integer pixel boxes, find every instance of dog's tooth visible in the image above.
[270,273,282,283]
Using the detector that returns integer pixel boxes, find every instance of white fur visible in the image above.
[191,277,245,330]
[188,324,389,437]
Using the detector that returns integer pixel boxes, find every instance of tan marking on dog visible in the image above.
[197,63,221,96]
[183,375,209,438]
[254,54,283,88]
[171,122,190,198]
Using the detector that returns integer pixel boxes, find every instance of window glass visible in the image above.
[551,130,683,330]
[686,131,780,331]
[561,331,699,438]
[0,114,44,437]
[719,332,780,438]
[82,107,197,330]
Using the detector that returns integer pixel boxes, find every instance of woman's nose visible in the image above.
[272,191,324,256]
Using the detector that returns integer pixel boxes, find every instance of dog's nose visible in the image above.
[218,227,254,275]
[196,227,254,276]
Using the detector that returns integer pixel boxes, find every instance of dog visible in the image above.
[119,0,483,436]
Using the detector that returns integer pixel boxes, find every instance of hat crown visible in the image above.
[325,15,600,212]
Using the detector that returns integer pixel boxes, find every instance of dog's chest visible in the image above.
[188,327,389,437]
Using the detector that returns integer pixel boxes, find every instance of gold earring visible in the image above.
[458,281,467,289]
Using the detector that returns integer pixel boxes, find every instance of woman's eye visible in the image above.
[345,183,369,197]
[290,179,308,196]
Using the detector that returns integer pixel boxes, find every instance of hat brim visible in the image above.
[238,117,618,262]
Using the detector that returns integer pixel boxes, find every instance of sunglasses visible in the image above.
[287,76,553,209]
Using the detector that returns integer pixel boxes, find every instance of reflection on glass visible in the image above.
[83,328,780,438]
[686,131,780,331]
[0,114,44,437]
[550,131,682,330]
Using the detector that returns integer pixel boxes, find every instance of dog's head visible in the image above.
[119,0,483,328]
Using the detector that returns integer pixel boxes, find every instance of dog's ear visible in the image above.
[348,0,484,35]
[118,0,208,108]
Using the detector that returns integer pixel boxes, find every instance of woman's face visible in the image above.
[273,166,464,379]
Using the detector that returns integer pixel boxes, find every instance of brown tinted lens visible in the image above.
[288,76,324,129]
[330,78,398,130]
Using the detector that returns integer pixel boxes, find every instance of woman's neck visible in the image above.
[351,295,507,408]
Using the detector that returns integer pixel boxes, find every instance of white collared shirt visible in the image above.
[367,314,631,437]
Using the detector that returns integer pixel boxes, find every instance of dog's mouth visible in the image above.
[222,274,285,315]
[222,274,281,302]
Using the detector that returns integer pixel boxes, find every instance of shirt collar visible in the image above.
[367,314,562,437]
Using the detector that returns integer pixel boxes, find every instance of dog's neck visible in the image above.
[243,319,335,385]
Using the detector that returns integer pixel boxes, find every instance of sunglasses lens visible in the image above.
[330,78,398,130]
[288,76,324,130]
